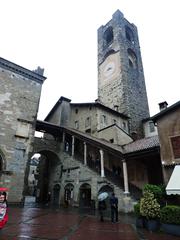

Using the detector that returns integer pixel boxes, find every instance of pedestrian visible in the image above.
[0,191,8,229]
[98,199,106,222]
[46,191,51,206]
[109,192,118,223]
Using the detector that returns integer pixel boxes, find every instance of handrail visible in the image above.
[70,152,142,200]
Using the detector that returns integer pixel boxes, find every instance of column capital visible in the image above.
[99,149,104,155]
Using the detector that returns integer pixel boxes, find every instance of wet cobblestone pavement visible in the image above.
[0,206,179,239]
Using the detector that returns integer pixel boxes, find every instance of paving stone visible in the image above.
[0,207,179,240]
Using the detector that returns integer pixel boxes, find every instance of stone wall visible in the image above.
[0,59,45,203]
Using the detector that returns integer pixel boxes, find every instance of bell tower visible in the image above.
[97,10,150,138]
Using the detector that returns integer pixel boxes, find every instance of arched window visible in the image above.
[103,27,113,46]
[125,26,134,44]
[127,48,137,69]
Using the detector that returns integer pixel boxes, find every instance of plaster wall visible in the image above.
[156,109,180,166]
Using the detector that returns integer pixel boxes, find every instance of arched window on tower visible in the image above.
[103,26,113,46]
[125,26,134,44]
[127,48,137,69]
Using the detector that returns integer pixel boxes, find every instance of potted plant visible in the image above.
[140,190,160,231]
[134,202,144,228]
[160,205,180,236]
[143,184,166,207]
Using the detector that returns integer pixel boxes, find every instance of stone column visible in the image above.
[122,159,129,194]
[84,142,87,165]
[72,136,75,157]
[100,149,105,177]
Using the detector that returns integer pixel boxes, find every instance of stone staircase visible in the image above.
[61,152,138,212]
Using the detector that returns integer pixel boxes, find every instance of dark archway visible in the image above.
[0,149,6,171]
[98,185,114,195]
[53,184,60,206]
[64,183,74,207]
[79,183,91,208]
[27,150,61,204]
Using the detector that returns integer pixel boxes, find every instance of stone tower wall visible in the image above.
[98,10,150,137]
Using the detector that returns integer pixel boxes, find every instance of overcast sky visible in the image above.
[0,0,179,120]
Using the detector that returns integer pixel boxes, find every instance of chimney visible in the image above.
[34,66,44,76]
[159,101,168,111]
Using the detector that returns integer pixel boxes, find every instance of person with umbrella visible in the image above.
[98,192,108,222]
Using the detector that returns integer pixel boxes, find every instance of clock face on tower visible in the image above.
[103,61,116,78]
[99,52,120,83]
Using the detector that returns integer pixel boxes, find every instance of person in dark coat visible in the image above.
[98,200,106,222]
[46,191,51,206]
[109,192,118,223]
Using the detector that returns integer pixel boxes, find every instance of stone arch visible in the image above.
[29,149,62,204]
[103,26,113,46]
[0,148,6,171]
[125,26,134,43]
[32,137,60,157]
[127,48,137,69]
[98,184,114,212]
[98,184,114,195]
[79,183,91,208]
[64,183,74,207]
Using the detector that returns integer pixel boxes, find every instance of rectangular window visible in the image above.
[149,121,155,133]
[101,115,107,126]
[85,117,91,128]
[114,105,119,111]
[170,135,180,159]
[122,121,126,130]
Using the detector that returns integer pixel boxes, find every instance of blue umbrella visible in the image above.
[98,192,109,201]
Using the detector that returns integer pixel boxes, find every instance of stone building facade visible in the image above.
[0,57,45,202]
[45,96,132,144]
[0,10,163,212]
